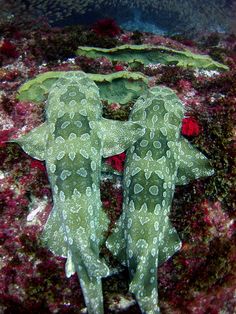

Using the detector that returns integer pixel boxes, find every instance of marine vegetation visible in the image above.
[16,70,148,105]
[91,18,121,37]
[76,44,229,70]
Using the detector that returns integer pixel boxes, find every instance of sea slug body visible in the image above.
[106,86,214,314]
[11,71,214,314]
[12,71,145,314]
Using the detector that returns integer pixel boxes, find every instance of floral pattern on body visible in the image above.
[10,71,145,314]
[106,86,214,314]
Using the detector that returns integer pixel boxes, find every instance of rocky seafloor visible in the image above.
[0,16,236,314]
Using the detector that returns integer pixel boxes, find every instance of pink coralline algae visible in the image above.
[0,40,19,59]
[181,117,201,136]
[92,18,121,37]
[93,57,114,74]
[30,160,46,172]
[11,101,44,128]
[105,152,126,172]
[120,33,132,43]
[114,64,125,72]
[109,103,121,111]
[200,200,236,239]
[0,129,16,147]
[177,79,193,92]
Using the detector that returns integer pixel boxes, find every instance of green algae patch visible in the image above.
[89,71,148,104]
[17,71,148,104]
[76,44,228,71]
[17,72,60,103]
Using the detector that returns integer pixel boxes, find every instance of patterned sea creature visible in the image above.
[106,86,215,314]
[11,71,145,314]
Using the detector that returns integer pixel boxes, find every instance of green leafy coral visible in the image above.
[17,71,148,105]
[76,44,229,71]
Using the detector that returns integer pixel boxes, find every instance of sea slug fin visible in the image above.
[65,250,76,278]
[176,137,215,185]
[100,118,145,158]
[9,122,49,161]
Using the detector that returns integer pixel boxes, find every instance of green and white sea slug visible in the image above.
[106,86,215,314]
[11,71,145,314]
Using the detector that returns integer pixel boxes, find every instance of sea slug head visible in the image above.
[46,71,102,122]
[130,86,185,139]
